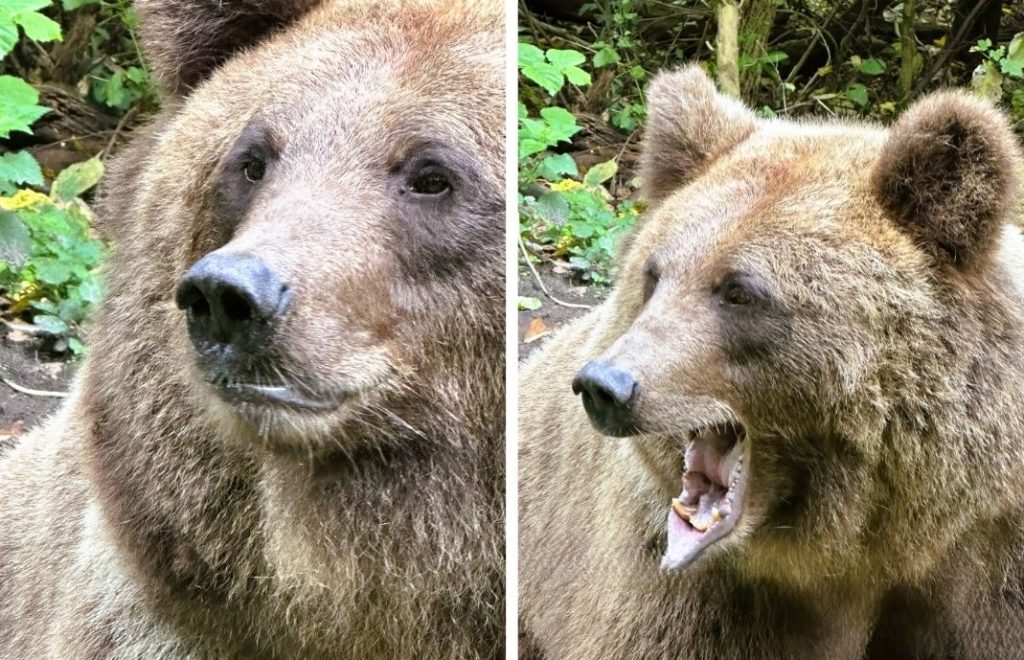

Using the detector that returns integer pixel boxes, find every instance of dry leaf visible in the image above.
[523,317,551,343]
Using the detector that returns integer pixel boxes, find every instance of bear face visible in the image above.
[570,66,1024,584]
[101,0,504,457]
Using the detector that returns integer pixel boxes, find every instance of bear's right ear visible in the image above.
[639,65,757,205]
[136,0,324,95]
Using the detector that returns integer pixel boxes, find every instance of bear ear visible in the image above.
[136,0,324,95]
[638,65,757,205]
[872,91,1023,268]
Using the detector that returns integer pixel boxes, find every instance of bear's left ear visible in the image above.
[872,91,1023,267]
[136,0,324,95]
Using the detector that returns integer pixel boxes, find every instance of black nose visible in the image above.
[175,252,292,350]
[572,360,640,437]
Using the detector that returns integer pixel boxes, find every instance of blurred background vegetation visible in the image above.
[518,0,1024,304]
[0,0,156,356]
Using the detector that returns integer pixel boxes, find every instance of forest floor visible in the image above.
[0,331,75,442]
[518,260,606,361]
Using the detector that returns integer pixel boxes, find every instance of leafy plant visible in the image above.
[0,0,111,354]
[0,157,105,354]
[518,41,639,284]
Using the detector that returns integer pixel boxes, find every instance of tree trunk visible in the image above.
[739,0,779,99]
[716,0,741,98]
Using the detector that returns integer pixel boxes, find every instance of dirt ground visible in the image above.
[518,260,607,361]
[0,333,76,441]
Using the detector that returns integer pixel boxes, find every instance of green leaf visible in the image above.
[0,210,30,268]
[521,62,564,96]
[517,42,545,68]
[35,258,72,285]
[517,296,542,311]
[538,106,579,142]
[858,58,885,75]
[32,313,68,336]
[537,153,578,180]
[14,11,61,43]
[2,0,52,12]
[762,51,789,64]
[0,23,18,58]
[563,66,591,87]
[534,191,569,225]
[973,38,993,53]
[583,160,617,187]
[546,48,586,69]
[519,138,549,159]
[67,336,84,355]
[846,83,868,107]
[51,155,104,201]
[0,150,42,188]
[593,46,620,68]
[0,75,48,138]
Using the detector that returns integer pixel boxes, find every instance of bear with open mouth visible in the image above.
[0,0,505,657]
[520,65,1024,659]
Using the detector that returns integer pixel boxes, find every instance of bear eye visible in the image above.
[719,281,753,307]
[243,156,266,184]
[407,167,453,197]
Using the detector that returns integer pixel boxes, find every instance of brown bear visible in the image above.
[519,65,1024,659]
[0,0,505,657]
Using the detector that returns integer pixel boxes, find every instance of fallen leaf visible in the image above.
[6,330,31,343]
[0,420,26,442]
[524,317,552,344]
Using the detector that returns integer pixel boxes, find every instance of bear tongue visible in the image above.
[662,431,749,571]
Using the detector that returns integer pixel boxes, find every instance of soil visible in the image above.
[0,333,76,440]
[518,260,607,361]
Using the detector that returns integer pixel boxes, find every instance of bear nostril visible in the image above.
[221,289,254,324]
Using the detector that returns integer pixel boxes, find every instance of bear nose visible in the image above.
[572,360,640,437]
[175,252,292,348]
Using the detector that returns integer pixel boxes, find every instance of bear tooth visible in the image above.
[672,498,696,520]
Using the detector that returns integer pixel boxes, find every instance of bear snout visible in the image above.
[176,251,293,356]
[572,360,641,437]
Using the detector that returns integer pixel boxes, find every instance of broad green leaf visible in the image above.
[537,153,578,180]
[538,106,579,142]
[0,75,48,138]
[584,160,618,187]
[51,155,104,201]
[35,258,72,285]
[67,336,85,355]
[546,49,586,69]
[517,42,545,68]
[14,11,60,43]
[858,58,885,75]
[519,138,549,158]
[593,46,620,68]
[62,0,100,9]
[0,150,42,188]
[0,210,30,268]
[77,278,103,304]
[846,83,868,107]
[0,23,17,58]
[1,0,52,13]
[563,66,591,87]
[534,191,569,225]
[517,296,542,311]
[521,62,563,95]
[32,313,68,336]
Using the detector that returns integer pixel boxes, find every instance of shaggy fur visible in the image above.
[519,65,1024,659]
[0,1,505,657]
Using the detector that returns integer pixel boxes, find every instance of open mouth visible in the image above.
[662,421,750,571]
[215,382,343,413]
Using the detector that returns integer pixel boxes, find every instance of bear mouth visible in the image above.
[662,421,749,571]
[215,381,344,413]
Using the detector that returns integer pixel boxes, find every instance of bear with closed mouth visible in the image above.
[519,65,1024,659]
[0,0,505,657]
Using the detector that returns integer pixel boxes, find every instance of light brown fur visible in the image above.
[520,66,1024,659]
[0,1,505,657]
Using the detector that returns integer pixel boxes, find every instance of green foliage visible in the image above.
[518,41,639,284]
[0,0,111,353]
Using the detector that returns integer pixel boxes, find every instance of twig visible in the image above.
[1,376,67,398]
[912,0,989,96]
[103,107,138,159]
[518,237,593,310]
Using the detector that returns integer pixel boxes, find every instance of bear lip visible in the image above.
[661,422,749,571]
[217,382,343,413]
